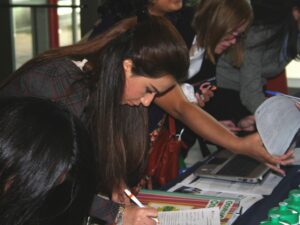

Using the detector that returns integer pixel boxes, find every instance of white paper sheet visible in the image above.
[168,177,263,215]
[255,95,300,155]
[158,207,220,225]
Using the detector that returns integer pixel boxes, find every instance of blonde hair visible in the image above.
[192,0,253,66]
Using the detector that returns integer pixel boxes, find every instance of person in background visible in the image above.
[87,0,294,172]
[0,16,188,225]
[214,0,300,131]
[170,0,254,156]
[0,97,97,225]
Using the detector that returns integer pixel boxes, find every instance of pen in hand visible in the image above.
[124,189,159,224]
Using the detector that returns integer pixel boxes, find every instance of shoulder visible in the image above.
[8,58,83,96]
[31,58,80,77]
[246,23,284,47]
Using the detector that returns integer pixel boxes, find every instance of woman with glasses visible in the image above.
[213,0,300,132]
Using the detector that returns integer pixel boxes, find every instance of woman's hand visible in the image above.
[237,133,294,175]
[265,149,294,174]
[237,115,256,132]
[195,82,214,107]
[123,206,158,225]
[219,120,241,133]
[111,182,131,205]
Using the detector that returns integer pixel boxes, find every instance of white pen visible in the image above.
[124,189,144,207]
[124,188,159,224]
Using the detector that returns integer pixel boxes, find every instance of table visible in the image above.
[233,165,300,225]
[162,162,300,225]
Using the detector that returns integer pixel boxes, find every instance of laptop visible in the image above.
[193,149,270,183]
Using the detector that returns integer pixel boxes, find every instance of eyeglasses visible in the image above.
[223,31,246,42]
[234,32,246,41]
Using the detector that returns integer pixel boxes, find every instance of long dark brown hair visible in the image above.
[89,16,189,195]
[192,0,253,66]
[2,16,189,195]
[0,97,97,225]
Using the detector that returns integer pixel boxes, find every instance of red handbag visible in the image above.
[146,116,187,186]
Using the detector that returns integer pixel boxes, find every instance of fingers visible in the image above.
[260,149,281,165]
[195,90,214,107]
[195,92,205,107]
[219,120,241,133]
[228,127,242,132]
[202,89,214,99]
[199,82,211,91]
[237,115,256,131]
[258,145,295,171]
[296,102,300,110]
[286,148,295,155]
[143,207,159,218]
[281,149,294,159]
[280,158,295,165]
[199,82,217,92]
[123,206,158,225]
[264,148,295,174]
[265,163,286,176]
[240,125,256,132]
[274,149,295,165]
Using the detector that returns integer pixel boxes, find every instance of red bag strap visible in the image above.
[168,116,176,135]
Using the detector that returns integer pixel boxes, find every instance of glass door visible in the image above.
[10,0,81,69]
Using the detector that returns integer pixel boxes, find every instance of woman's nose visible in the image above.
[230,38,237,45]
[140,93,156,107]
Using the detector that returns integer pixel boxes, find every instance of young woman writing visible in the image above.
[0,16,188,225]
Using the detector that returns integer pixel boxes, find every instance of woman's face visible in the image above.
[148,0,183,16]
[122,60,176,107]
[214,21,249,54]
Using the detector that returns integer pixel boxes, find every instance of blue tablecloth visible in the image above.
[233,165,300,225]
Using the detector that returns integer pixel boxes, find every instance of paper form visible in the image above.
[158,207,220,225]
[255,95,300,155]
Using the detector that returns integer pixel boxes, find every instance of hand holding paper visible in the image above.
[255,95,300,156]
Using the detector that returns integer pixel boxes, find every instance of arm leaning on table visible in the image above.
[154,84,294,175]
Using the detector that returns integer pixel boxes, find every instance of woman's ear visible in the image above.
[122,59,133,78]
